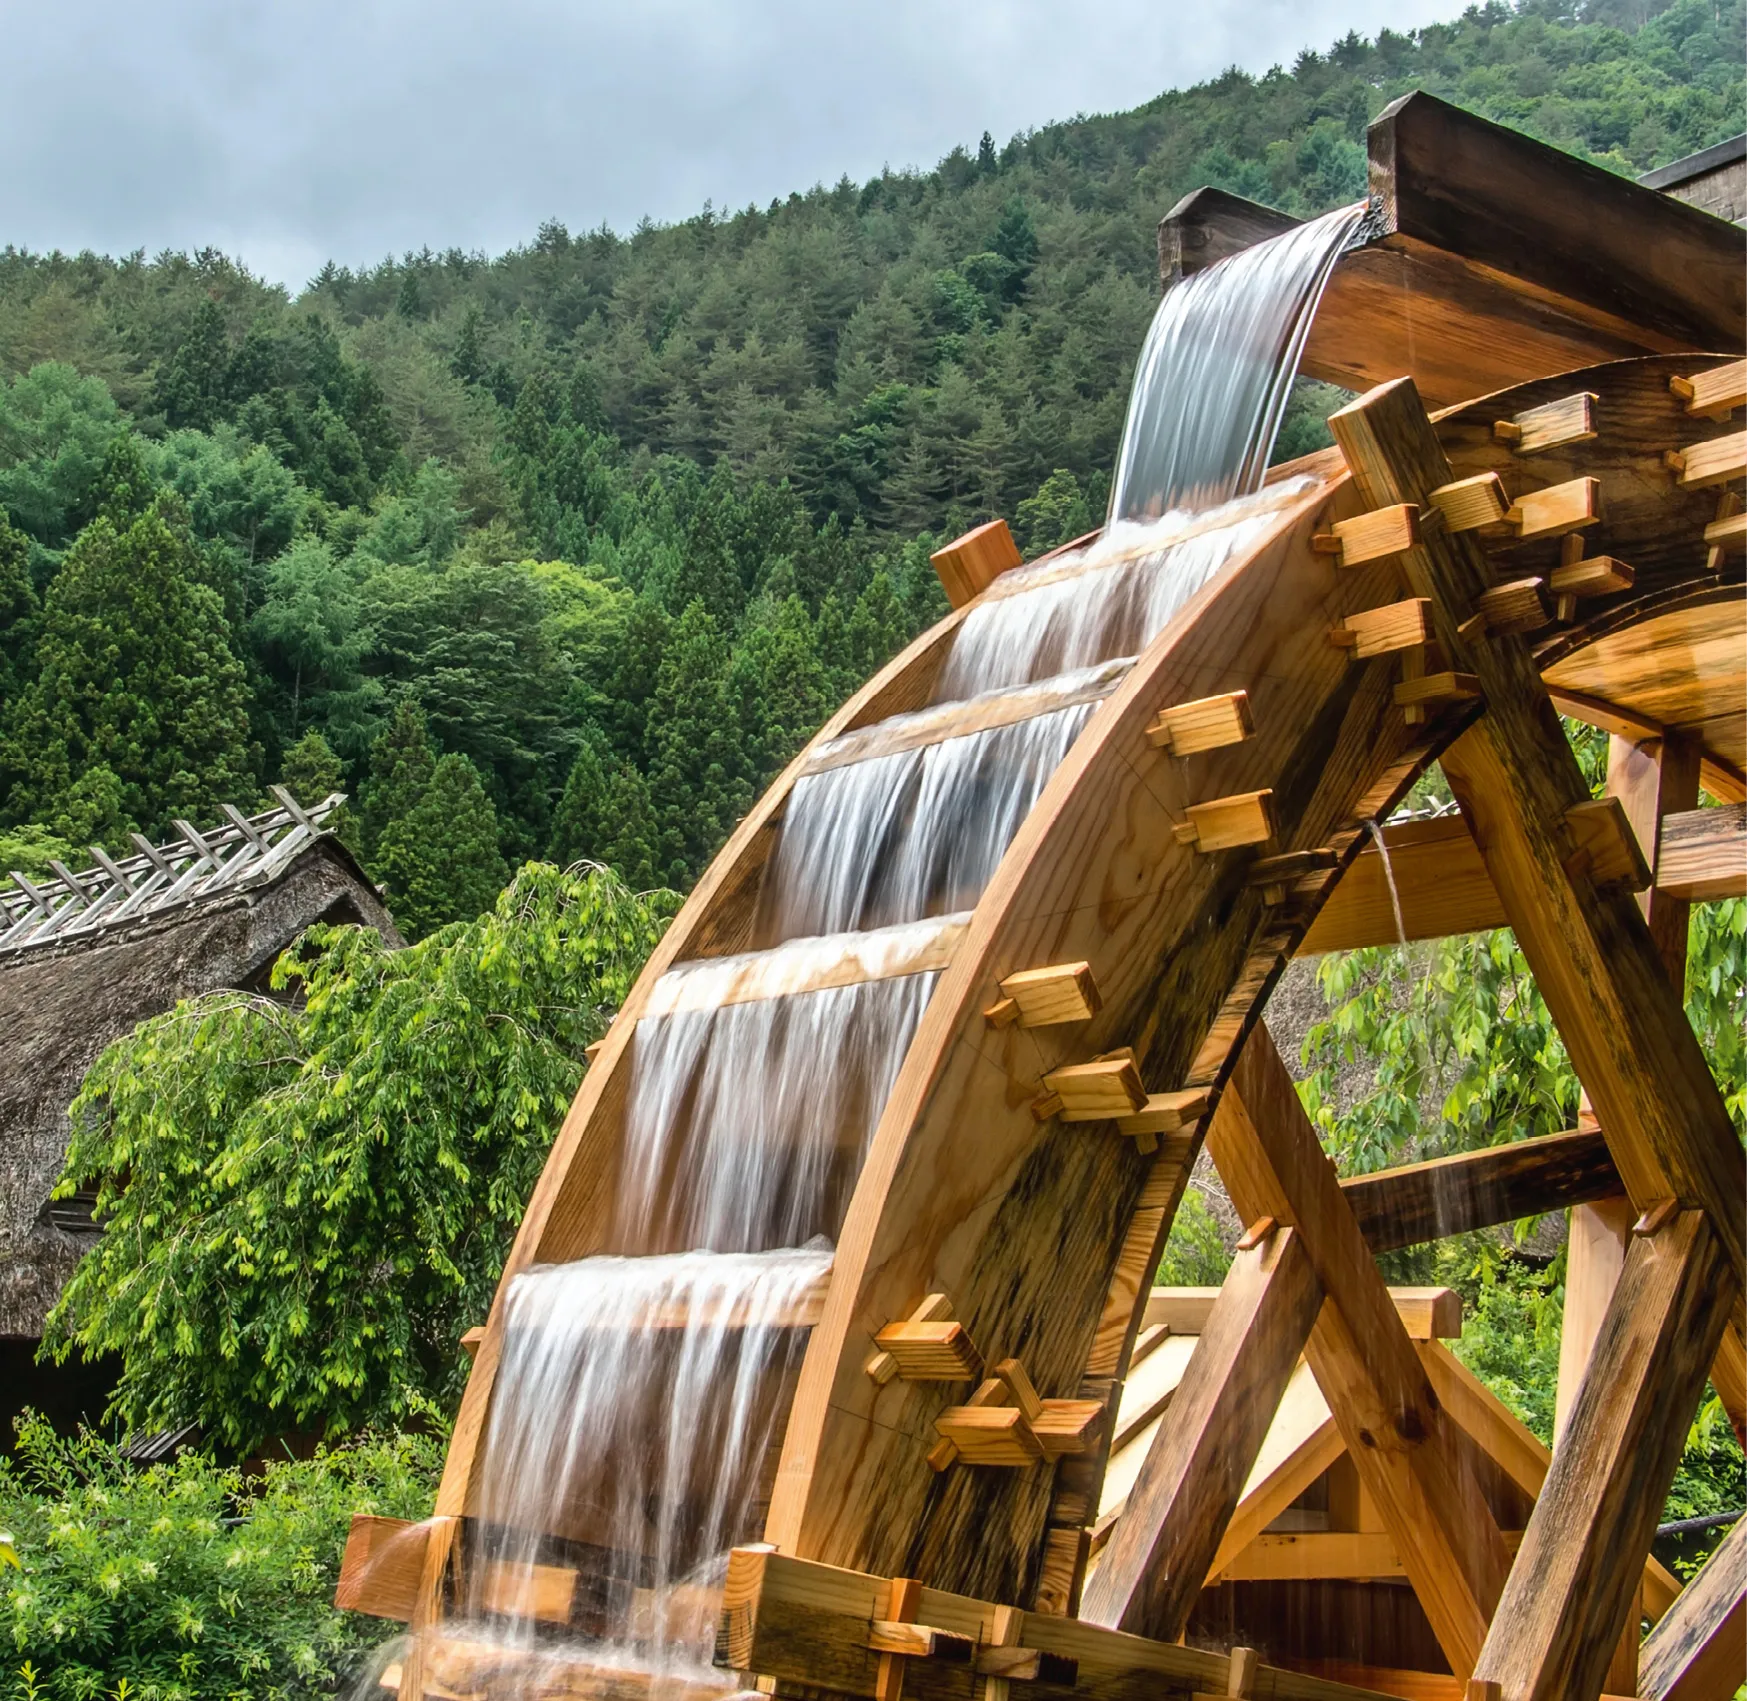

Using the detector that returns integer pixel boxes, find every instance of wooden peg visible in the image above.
[1668,431,1745,490]
[1564,797,1653,890]
[584,1039,605,1063]
[992,1358,1045,1424]
[1235,1215,1278,1252]
[1396,640,1427,726]
[1670,358,1746,419]
[870,1294,980,1384]
[1310,502,1420,566]
[875,1577,924,1701]
[925,1437,959,1473]
[1493,391,1597,455]
[977,1605,1024,1701]
[1474,576,1551,636]
[1029,1091,1065,1123]
[867,1622,974,1662]
[1226,1646,1260,1697]
[1171,789,1276,852]
[1633,1197,1680,1238]
[1708,490,1744,570]
[932,519,1022,608]
[982,996,1020,1029]
[460,1325,486,1359]
[1392,671,1482,712]
[1146,690,1253,756]
[1328,597,1433,659]
[997,961,1101,1027]
[1548,550,1633,621]
[1427,471,1510,531]
[1041,1055,1147,1122]
[1506,475,1601,541]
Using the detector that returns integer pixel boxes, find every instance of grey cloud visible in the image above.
[0,0,1461,287]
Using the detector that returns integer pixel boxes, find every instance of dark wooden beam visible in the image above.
[1473,1210,1732,1697]
[1206,1025,1509,1677]
[1080,1226,1322,1641]
[1659,801,1747,902]
[1638,1513,1746,1701]
[1340,1128,1624,1254]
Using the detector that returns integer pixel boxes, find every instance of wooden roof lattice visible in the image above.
[0,788,346,958]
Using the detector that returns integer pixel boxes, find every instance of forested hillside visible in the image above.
[0,0,1741,925]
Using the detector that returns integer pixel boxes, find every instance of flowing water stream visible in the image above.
[415,196,1363,1699]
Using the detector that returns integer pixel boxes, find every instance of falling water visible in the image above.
[1108,202,1363,519]
[441,174,1362,1701]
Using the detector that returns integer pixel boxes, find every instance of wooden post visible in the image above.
[1204,1024,1509,1676]
[1327,377,1746,1295]
[1079,1224,1322,1640]
[1637,1513,1746,1701]
[1472,1211,1732,1699]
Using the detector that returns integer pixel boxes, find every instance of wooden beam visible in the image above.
[1172,790,1276,852]
[1327,376,1747,1294]
[997,962,1102,1028]
[932,520,1021,608]
[1670,358,1747,420]
[1146,690,1254,757]
[1081,1226,1323,1640]
[1339,1128,1624,1253]
[1206,1025,1509,1676]
[1473,1211,1732,1698]
[1144,1284,1464,1339]
[717,1546,1403,1701]
[1494,392,1597,456]
[335,1515,424,1620]
[1657,801,1747,902]
[1638,1514,1746,1701]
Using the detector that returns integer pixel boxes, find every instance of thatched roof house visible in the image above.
[0,792,400,1350]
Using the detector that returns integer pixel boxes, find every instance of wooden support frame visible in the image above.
[1202,1025,1509,1676]
[1638,1513,1746,1701]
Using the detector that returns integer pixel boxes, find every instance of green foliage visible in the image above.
[0,501,254,843]
[0,365,123,554]
[372,753,508,941]
[0,1415,439,1701]
[1155,1188,1233,1288]
[43,863,675,1449]
[0,825,77,882]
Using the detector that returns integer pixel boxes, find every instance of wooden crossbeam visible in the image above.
[1205,1025,1509,1676]
[1327,376,1747,1298]
[1144,1284,1463,1339]
[1080,1226,1322,1640]
[716,1545,1402,1701]
[1638,1513,1746,1701]
[1340,1128,1623,1253]
[1473,1211,1732,1698]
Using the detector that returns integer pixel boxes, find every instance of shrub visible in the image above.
[0,1416,438,1701]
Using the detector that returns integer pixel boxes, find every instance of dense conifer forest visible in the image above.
[0,0,1741,924]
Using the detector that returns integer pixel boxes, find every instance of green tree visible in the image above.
[372,751,508,939]
[279,726,346,806]
[0,512,37,712]
[43,863,674,1448]
[358,696,437,854]
[0,502,254,838]
[0,363,124,552]
[156,297,233,431]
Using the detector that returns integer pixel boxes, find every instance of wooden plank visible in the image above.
[1146,691,1254,757]
[1564,796,1653,890]
[1428,475,1510,533]
[935,1405,1045,1466]
[874,1321,984,1383]
[1318,504,1421,568]
[1671,358,1747,420]
[1473,1211,1733,1699]
[1218,1528,1535,1583]
[1494,392,1596,456]
[1546,554,1633,605]
[1638,1514,1746,1701]
[335,1515,423,1620]
[1705,509,1747,552]
[933,520,1022,608]
[717,1546,1404,1701]
[1328,375,1747,1294]
[1207,1026,1509,1675]
[1041,1056,1147,1122]
[1143,1286,1461,1340]
[1657,801,1747,901]
[477,1559,578,1625]
[1474,577,1550,637]
[1341,1129,1623,1254]
[998,963,1102,1028]
[1081,1226,1323,1640]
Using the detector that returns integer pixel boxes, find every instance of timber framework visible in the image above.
[338,95,1747,1700]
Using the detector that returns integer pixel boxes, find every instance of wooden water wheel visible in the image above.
[340,96,1746,1700]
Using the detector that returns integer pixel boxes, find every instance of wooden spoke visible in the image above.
[1638,1513,1746,1701]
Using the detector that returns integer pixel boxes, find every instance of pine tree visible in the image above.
[0,514,36,716]
[0,502,254,838]
[452,307,485,385]
[372,752,508,940]
[358,698,437,856]
[277,727,359,851]
[644,600,747,887]
[155,298,232,431]
[600,762,659,890]
[547,738,610,866]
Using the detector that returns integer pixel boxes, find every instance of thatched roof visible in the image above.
[0,798,400,1337]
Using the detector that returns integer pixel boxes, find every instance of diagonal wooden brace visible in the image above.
[1204,1024,1509,1676]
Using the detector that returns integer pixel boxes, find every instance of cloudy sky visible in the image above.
[3,0,1464,291]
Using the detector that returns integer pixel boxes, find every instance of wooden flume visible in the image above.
[336,92,1746,1701]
